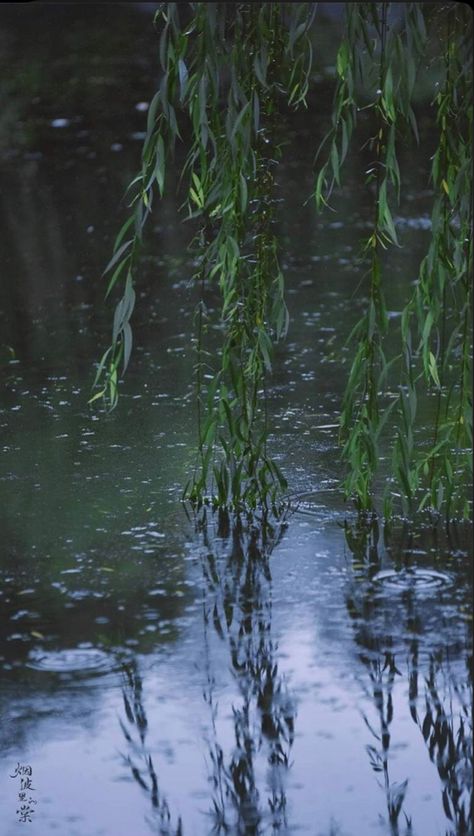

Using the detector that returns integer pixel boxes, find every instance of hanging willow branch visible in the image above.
[91,3,315,511]
[91,2,472,521]
[314,2,472,520]
[317,3,426,514]
[394,3,473,521]
[339,3,394,513]
[182,4,293,511]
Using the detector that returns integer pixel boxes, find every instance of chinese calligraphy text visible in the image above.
[10,763,37,823]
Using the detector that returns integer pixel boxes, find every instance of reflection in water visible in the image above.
[408,649,472,836]
[198,511,295,833]
[120,658,183,835]
[344,519,472,836]
[361,653,411,835]
[116,512,296,835]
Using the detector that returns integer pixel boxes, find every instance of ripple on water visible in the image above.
[26,647,116,677]
[371,568,453,595]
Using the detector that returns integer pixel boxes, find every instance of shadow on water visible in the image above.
[344,518,472,836]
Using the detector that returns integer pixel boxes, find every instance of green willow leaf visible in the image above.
[91,1,471,520]
[102,239,133,278]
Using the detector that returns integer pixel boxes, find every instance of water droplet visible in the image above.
[10,610,30,621]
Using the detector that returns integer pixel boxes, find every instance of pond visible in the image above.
[0,5,472,835]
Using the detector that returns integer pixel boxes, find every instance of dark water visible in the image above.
[0,5,472,835]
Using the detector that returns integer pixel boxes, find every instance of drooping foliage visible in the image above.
[322,4,428,513]
[91,2,472,521]
[395,5,473,521]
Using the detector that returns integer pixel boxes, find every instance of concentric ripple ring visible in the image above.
[26,647,114,675]
[371,568,453,593]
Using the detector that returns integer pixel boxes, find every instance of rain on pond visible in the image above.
[0,4,472,836]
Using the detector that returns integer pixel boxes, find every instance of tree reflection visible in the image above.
[361,651,411,836]
[197,510,295,833]
[344,518,472,836]
[408,646,472,835]
[119,658,183,835]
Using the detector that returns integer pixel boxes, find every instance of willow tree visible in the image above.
[91,2,472,521]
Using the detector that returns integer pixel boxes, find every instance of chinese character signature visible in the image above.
[10,763,37,823]
[9,763,32,778]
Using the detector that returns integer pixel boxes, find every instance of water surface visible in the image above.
[0,5,471,835]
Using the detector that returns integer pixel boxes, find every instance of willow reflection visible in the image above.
[119,658,183,836]
[198,510,295,833]
[344,519,472,836]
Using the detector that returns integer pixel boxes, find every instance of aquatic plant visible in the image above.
[92,3,472,521]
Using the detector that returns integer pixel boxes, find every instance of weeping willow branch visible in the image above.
[90,2,472,521]
[313,2,470,520]
[91,3,315,512]
[328,3,423,513]
[214,3,312,513]
[395,4,473,521]
[352,4,391,513]
[183,4,296,510]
